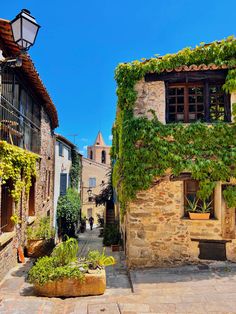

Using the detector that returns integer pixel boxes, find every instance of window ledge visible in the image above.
[181,217,219,222]
[0,231,16,246]
[27,216,36,225]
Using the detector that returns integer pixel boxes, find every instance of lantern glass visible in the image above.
[10,9,40,51]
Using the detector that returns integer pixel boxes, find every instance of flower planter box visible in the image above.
[189,212,210,220]
[34,269,106,297]
[111,244,120,252]
[26,239,54,258]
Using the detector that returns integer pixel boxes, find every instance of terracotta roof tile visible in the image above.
[0,19,58,129]
[161,63,229,73]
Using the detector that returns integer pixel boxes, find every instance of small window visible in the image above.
[90,150,93,160]
[101,150,106,164]
[68,149,71,160]
[184,180,214,218]
[59,142,63,156]
[89,177,96,188]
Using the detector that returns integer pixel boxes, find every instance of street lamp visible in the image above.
[10,9,40,52]
[87,188,92,197]
[0,9,40,73]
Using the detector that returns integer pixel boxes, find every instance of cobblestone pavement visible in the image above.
[2,229,236,313]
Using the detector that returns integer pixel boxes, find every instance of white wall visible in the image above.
[53,140,72,227]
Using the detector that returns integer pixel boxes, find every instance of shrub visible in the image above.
[103,223,121,246]
[57,188,80,237]
[28,256,85,285]
[27,217,55,240]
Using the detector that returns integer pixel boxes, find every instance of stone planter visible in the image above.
[34,269,106,297]
[111,244,120,252]
[189,212,210,220]
[26,239,54,258]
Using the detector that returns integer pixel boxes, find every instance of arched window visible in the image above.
[90,150,93,160]
[101,150,106,164]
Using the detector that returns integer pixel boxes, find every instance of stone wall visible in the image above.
[0,107,55,281]
[125,179,235,268]
[36,107,55,220]
[133,79,165,122]
[0,240,17,281]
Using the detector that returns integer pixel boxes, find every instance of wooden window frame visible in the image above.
[28,177,36,216]
[184,179,214,218]
[166,81,231,123]
[59,142,63,157]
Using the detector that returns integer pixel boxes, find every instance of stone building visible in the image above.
[113,40,236,268]
[53,134,82,235]
[0,19,58,280]
[81,132,110,224]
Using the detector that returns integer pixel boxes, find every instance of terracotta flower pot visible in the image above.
[189,212,210,220]
[34,269,106,297]
[26,239,54,258]
[111,244,120,252]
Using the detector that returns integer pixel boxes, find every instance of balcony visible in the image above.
[0,96,40,154]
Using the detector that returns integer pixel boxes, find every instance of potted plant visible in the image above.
[103,223,121,251]
[28,237,115,297]
[185,197,212,220]
[26,217,55,258]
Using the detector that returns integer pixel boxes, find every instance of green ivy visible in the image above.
[223,186,236,208]
[70,148,81,189]
[112,37,236,215]
[0,141,39,202]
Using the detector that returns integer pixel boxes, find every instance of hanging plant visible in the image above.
[0,141,39,202]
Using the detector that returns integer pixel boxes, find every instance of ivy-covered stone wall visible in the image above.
[0,107,55,281]
[112,37,236,267]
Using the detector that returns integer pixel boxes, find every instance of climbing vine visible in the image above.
[69,148,81,189]
[112,36,236,215]
[0,141,39,202]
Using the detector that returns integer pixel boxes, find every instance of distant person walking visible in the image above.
[89,216,94,230]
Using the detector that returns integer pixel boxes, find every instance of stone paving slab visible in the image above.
[2,229,236,313]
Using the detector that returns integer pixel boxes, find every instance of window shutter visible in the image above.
[60,173,67,195]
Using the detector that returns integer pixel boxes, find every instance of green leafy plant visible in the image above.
[28,237,114,286]
[198,200,213,213]
[223,186,236,208]
[28,256,85,286]
[27,217,55,240]
[112,36,236,216]
[52,237,78,266]
[103,223,121,246]
[69,149,81,189]
[10,214,22,225]
[57,188,80,237]
[0,141,38,202]
[185,197,199,213]
[86,248,116,269]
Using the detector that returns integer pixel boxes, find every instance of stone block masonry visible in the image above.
[125,179,235,268]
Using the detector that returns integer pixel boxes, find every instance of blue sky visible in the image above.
[1,0,235,155]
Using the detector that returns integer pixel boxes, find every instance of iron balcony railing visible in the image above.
[0,95,41,154]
